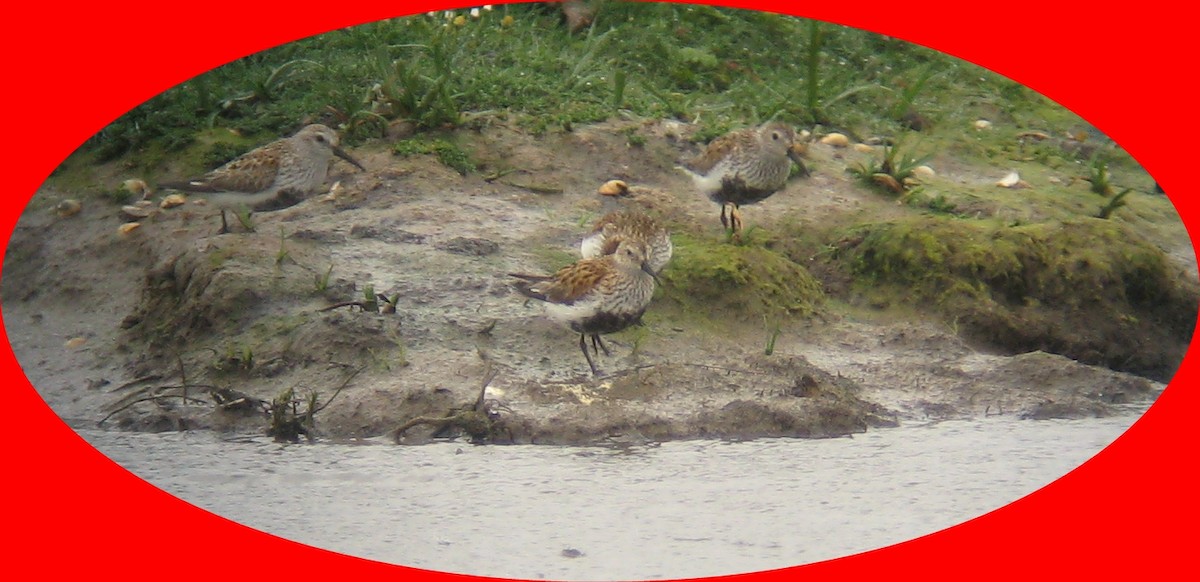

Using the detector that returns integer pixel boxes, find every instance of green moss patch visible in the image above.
[660,234,824,321]
[835,215,1198,380]
[392,137,476,175]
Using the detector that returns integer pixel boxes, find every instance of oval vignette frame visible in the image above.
[2,1,1196,580]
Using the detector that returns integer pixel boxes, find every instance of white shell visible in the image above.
[320,180,345,203]
[122,179,151,199]
[159,194,187,209]
[974,119,993,130]
[121,205,154,220]
[852,143,875,154]
[117,222,142,237]
[598,179,629,196]
[820,133,850,147]
[996,172,1021,188]
[55,199,82,217]
[872,173,904,193]
[913,165,936,179]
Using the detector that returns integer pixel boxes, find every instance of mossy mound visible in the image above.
[122,233,330,351]
[835,215,1198,381]
[660,234,824,321]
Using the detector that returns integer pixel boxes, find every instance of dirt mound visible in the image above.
[817,215,1198,382]
[3,120,1183,443]
[662,233,824,319]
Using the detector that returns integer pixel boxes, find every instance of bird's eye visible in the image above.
[771,132,781,141]
[315,135,327,143]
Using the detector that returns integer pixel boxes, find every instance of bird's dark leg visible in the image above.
[592,334,611,357]
[579,334,599,375]
[719,203,729,231]
[219,210,230,235]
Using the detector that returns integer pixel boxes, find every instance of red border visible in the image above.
[3,1,1196,580]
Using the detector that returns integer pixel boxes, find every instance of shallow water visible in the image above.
[77,409,1146,580]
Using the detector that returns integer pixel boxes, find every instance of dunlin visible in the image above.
[581,181,673,275]
[680,121,806,236]
[511,238,658,375]
[159,124,365,232]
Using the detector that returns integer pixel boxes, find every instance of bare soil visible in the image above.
[1,118,1182,444]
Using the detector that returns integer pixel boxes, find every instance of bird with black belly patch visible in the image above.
[510,238,658,376]
[679,121,806,239]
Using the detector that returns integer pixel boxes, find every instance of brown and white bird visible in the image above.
[158,124,365,232]
[510,238,658,376]
[680,121,806,237]
[580,180,673,275]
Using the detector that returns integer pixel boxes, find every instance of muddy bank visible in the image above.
[2,120,1186,444]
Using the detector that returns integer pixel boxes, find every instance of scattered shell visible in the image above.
[191,198,209,206]
[996,172,1021,188]
[120,205,154,220]
[320,180,345,203]
[789,143,808,158]
[122,178,151,200]
[159,194,187,209]
[64,337,87,349]
[501,14,514,27]
[797,129,812,142]
[820,132,850,147]
[117,222,142,237]
[913,165,936,179]
[852,143,876,154]
[872,173,905,193]
[1016,131,1051,141]
[452,15,466,26]
[55,199,82,217]
[1048,176,1063,184]
[134,199,154,208]
[974,119,993,130]
[598,179,629,196]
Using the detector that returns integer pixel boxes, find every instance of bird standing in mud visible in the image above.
[580,180,673,276]
[158,124,365,233]
[510,238,659,376]
[679,121,807,239]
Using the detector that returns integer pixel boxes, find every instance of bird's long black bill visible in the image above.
[334,147,366,171]
[788,146,810,177]
[642,262,663,286]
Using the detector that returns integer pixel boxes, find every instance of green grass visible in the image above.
[392,136,476,174]
[60,2,1138,181]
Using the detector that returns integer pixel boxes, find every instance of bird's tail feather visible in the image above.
[158,180,221,193]
[507,273,551,302]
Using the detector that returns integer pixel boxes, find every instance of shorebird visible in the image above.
[510,238,658,375]
[158,124,365,232]
[679,121,806,237]
[580,180,673,275]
